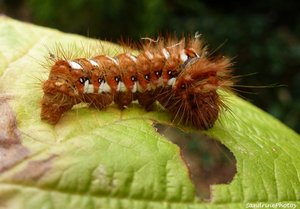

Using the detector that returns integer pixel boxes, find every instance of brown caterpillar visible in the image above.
[41,36,233,129]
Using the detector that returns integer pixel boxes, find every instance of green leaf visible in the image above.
[0,17,299,209]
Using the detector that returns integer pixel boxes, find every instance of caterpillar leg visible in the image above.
[157,90,220,130]
[136,91,156,111]
[114,91,134,109]
[184,91,220,129]
[83,94,113,109]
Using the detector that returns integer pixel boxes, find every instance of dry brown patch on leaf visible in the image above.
[0,94,30,172]
[0,94,20,145]
[13,154,58,182]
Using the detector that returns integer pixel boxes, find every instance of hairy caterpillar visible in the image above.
[41,36,233,129]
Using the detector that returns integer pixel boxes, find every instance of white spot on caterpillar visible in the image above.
[162,48,170,59]
[88,59,99,67]
[145,51,154,60]
[131,82,137,93]
[55,81,64,86]
[68,61,83,70]
[180,50,188,62]
[106,56,119,65]
[99,81,111,93]
[117,81,127,92]
[168,78,176,87]
[128,54,137,62]
[83,80,95,93]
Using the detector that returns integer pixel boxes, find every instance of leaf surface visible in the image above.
[0,17,299,209]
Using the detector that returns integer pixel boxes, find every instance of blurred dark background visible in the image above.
[1,0,299,133]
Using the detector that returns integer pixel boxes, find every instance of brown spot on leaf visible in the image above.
[13,154,57,182]
[0,144,30,172]
[0,94,20,145]
[0,94,30,172]
[154,123,237,200]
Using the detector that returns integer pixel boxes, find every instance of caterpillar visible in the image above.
[41,35,233,129]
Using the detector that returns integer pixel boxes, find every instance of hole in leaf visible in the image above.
[154,123,237,200]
